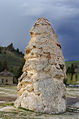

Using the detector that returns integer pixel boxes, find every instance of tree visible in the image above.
[0,60,8,72]
[16,48,19,53]
[7,43,14,51]
[0,47,1,54]
[0,61,3,72]
[15,59,25,79]
[70,64,75,80]
[67,64,76,81]
[67,66,71,74]
[2,60,8,70]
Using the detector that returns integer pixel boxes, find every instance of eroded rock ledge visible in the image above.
[15,18,66,114]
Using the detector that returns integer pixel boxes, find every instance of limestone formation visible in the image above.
[15,18,66,114]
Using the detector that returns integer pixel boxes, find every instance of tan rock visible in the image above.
[15,18,66,114]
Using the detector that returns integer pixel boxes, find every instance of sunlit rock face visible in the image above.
[15,18,66,114]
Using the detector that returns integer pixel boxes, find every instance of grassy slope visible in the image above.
[0,51,24,75]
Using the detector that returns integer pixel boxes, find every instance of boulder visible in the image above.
[15,18,66,114]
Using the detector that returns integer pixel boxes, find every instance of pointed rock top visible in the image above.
[30,18,56,37]
[35,18,51,25]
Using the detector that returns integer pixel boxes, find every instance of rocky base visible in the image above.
[15,79,66,114]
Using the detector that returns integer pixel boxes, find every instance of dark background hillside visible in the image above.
[0,43,24,77]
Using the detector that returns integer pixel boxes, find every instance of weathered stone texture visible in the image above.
[15,18,66,114]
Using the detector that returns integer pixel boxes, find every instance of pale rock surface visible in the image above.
[15,18,66,114]
[0,106,15,112]
[72,102,79,108]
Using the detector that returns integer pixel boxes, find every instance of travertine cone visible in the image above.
[15,18,66,114]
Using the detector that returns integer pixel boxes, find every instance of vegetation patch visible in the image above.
[18,107,34,112]
[65,62,79,85]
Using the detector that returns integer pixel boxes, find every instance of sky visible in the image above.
[0,0,79,61]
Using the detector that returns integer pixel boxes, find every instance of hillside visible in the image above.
[0,43,24,76]
[65,61,79,70]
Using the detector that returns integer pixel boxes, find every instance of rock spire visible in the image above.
[15,18,66,114]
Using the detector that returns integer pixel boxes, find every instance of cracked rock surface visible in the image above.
[15,18,66,114]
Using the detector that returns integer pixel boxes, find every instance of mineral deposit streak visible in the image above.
[15,18,66,114]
